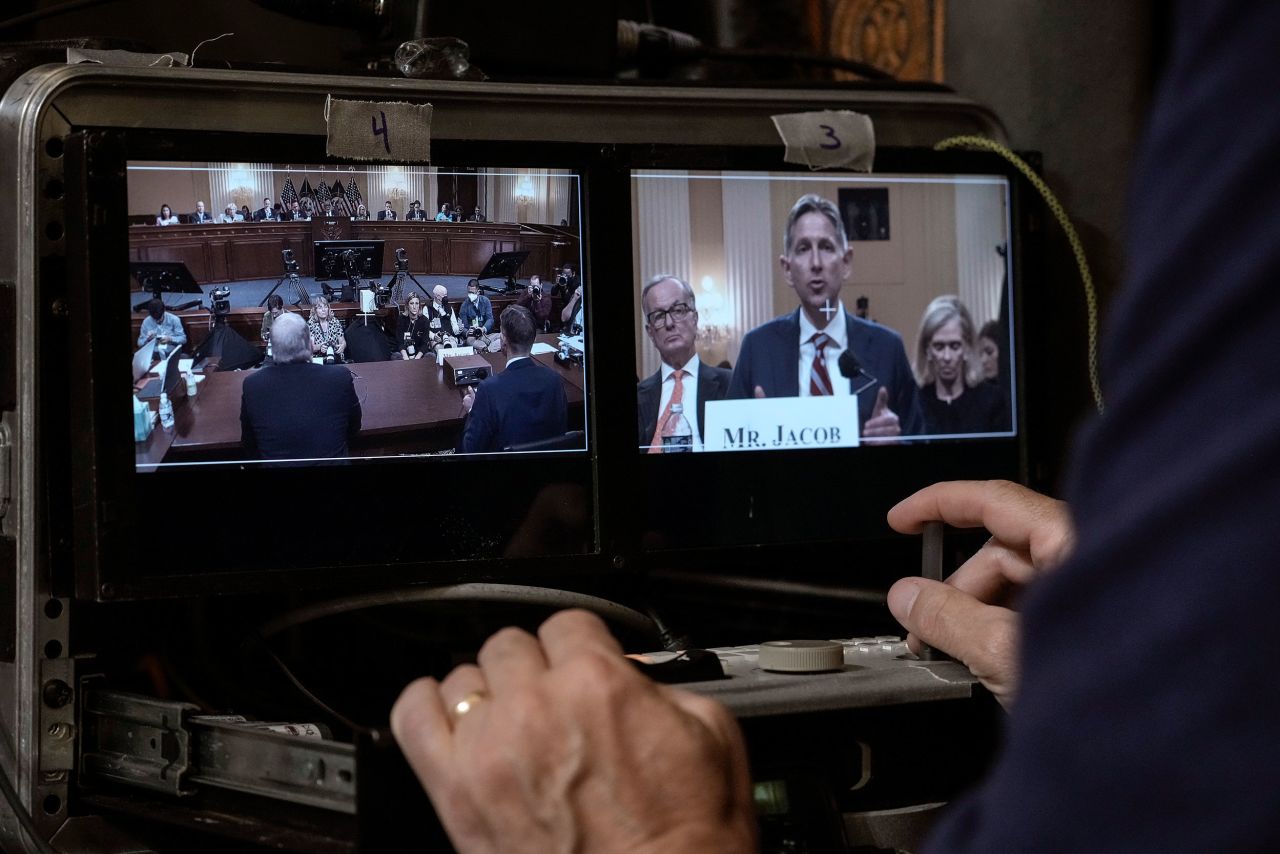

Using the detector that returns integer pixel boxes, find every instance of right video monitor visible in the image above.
[632,170,1016,453]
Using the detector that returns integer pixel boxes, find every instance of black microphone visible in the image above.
[838,350,878,395]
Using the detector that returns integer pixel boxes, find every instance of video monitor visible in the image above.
[314,240,384,282]
[125,162,588,471]
[631,170,1015,454]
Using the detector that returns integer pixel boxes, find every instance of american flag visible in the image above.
[314,178,332,208]
[345,174,363,211]
[330,180,349,215]
[280,174,299,207]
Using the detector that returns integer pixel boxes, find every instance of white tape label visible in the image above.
[326,97,433,162]
[771,110,875,171]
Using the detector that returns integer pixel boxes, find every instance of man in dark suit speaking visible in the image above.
[726,193,923,439]
[461,305,567,453]
[637,275,731,452]
[240,312,362,462]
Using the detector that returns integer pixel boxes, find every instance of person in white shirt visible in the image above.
[636,275,731,452]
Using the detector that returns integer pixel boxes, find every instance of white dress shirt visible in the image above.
[797,302,851,397]
[656,354,703,451]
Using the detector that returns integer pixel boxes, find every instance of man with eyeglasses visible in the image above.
[726,193,923,439]
[637,275,732,452]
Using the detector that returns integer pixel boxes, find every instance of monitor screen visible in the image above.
[126,162,588,470]
[631,170,1015,454]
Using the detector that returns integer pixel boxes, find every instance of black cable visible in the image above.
[0,0,120,35]
[697,46,895,81]
[0,721,58,854]
[247,633,369,736]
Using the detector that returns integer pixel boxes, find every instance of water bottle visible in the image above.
[185,372,198,398]
[158,393,175,431]
[661,402,693,453]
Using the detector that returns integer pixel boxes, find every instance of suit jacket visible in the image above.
[190,210,213,224]
[459,294,494,333]
[253,206,275,222]
[726,309,924,435]
[240,362,362,462]
[636,361,732,447]
[377,210,397,221]
[462,358,567,453]
[406,209,427,221]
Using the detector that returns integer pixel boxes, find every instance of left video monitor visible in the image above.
[127,162,588,470]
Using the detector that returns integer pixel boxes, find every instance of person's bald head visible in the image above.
[432,285,448,302]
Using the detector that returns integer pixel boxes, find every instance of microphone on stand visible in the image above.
[838,350,878,396]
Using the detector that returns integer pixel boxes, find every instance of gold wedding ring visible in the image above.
[452,690,489,719]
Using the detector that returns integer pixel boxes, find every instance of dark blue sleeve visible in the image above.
[462,385,497,453]
[725,330,757,400]
[924,2,1280,850]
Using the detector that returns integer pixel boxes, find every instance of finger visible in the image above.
[390,676,453,778]
[538,609,624,666]
[887,577,1019,702]
[861,412,900,438]
[437,664,490,716]
[753,385,767,399]
[477,626,549,694]
[887,480,1072,564]
[871,385,889,417]
[948,539,1038,606]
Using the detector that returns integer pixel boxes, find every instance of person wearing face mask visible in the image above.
[424,285,461,350]
[459,278,498,351]
[913,296,1009,435]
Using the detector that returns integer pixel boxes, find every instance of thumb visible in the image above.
[887,577,1019,706]
[871,386,889,417]
[753,385,767,399]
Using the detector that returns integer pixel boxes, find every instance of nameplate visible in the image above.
[704,396,860,452]
[771,110,875,171]
[436,345,475,365]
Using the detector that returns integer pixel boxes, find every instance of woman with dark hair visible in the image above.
[977,319,1003,383]
[155,204,179,226]
[913,296,1009,435]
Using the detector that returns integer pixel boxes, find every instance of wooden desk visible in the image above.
[136,337,585,465]
[128,221,578,283]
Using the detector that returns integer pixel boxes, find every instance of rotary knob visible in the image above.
[757,640,844,673]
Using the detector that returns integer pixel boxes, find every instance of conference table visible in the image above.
[135,336,585,468]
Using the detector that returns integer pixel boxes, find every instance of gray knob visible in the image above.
[758,640,844,673]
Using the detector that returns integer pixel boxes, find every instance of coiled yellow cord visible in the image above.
[934,135,1104,414]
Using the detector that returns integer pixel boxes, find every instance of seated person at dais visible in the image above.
[424,285,461,350]
[461,305,568,453]
[137,298,187,358]
[190,200,213,224]
[253,197,276,222]
[239,204,253,222]
[351,203,369,221]
[308,296,347,362]
[397,294,430,359]
[239,312,362,462]
[406,200,428,221]
[155,203,179,226]
[378,200,398,221]
[220,203,241,223]
[516,275,554,331]
[434,203,451,222]
[913,295,1009,435]
[469,206,486,222]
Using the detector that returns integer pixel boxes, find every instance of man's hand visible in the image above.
[862,387,901,438]
[886,480,1074,708]
[390,610,757,854]
[461,387,476,414]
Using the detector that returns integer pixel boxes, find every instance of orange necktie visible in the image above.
[648,369,686,453]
